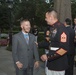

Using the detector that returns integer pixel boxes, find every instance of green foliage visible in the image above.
[0,0,53,32]
[37,32,45,57]
[35,2,50,21]
[13,0,53,27]
[0,3,9,30]
[3,0,76,32]
[38,32,44,42]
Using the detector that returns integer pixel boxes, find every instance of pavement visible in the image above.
[0,46,76,75]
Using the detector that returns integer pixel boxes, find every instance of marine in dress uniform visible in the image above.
[47,21,69,72]
[41,9,69,75]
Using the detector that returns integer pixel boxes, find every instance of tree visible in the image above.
[54,0,72,23]
[13,0,51,27]
[0,3,9,32]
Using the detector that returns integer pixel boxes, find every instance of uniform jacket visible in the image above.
[47,21,69,71]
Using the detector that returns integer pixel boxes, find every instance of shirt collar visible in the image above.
[65,25,70,27]
[22,31,28,35]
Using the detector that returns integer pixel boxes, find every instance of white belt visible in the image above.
[50,47,59,51]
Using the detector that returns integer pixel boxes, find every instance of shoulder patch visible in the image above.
[60,32,67,42]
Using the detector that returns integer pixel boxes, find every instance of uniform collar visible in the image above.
[52,21,60,27]
[65,25,70,27]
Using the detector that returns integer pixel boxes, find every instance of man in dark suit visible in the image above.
[12,19,39,75]
[64,18,75,75]
[73,18,76,63]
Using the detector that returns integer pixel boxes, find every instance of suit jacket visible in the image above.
[12,32,39,69]
[66,26,75,55]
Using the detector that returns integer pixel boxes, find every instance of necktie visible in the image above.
[24,34,29,44]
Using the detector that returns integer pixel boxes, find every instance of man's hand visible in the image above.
[41,54,47,61]
[16,61,23,69]
[34,61,39,69]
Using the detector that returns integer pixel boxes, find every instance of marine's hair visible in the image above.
[46,9,58,19]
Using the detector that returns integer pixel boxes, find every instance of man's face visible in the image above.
[21,21,31,33]
[46,30,50,35]
[45,13,53,25]
[74,18,76,25]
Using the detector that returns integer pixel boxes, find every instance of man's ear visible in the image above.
[21,25,23,29]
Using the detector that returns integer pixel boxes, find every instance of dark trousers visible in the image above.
[65,55,74,75]
[16,67,33,75]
